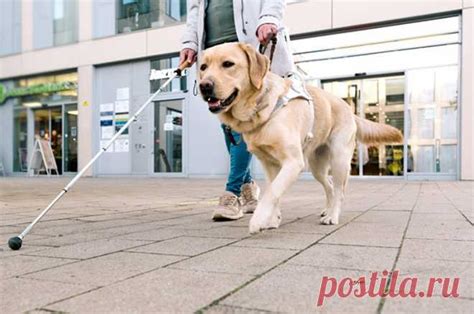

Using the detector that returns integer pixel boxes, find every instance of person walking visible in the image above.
[180,0,295,220]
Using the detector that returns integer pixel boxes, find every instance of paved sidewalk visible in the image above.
[0,177,472,313]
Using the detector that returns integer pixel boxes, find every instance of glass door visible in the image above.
[33,104,79,174]
[406,66,458,177]
[322,75,405,177]
[64,104,78,172]
[153,99,183,173]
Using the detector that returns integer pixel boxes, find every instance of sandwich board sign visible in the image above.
[28,136,59,176]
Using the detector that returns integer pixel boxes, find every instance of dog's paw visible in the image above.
[320,214,339,225]
[249,211,282,234]
[320,208,328,217]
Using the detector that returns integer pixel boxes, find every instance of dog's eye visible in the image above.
[200,64,208,71]
[222,61,235,68]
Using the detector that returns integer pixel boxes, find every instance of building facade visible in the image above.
[0,0,472,180]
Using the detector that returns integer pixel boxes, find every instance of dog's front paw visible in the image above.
[249,210,282,234]
[320,214,339,225]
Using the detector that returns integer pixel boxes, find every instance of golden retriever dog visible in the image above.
[198,43,403,234]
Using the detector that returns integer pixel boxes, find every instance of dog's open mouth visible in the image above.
[206,89,238,113]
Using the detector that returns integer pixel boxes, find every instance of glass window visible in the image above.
[53,0,78,46]
[154,100,183,173]
[150,56,187,93]
[0,0,21,56]
[117,0,187,34]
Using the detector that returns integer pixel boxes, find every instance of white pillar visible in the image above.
[460,7,474,180]
[78,65,94,176]
[78,0,93,42]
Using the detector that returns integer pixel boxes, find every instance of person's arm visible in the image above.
[256,0,286,44]
[258,0,285,29]
[180,0,200,64]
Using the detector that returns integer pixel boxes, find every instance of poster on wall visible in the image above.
[116,87,129,101]
[115,113,129,134]
[115,100,129,113]
[100,103,115,140]
[114,137,129,153]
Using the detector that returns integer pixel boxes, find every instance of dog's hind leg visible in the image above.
[320,136,355,225]
[308,145,333,217]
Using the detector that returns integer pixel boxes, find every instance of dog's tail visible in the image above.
[354,115,403,146]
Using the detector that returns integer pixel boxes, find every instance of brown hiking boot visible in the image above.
[212,191,243,221]
[240,181,260,214]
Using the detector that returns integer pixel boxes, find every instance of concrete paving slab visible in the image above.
[27,238,152,259]
[276,212,362,235]
[394,257,473,299]
[232,230,325,250]
[170,246,296,275]
[220,264,379,313]
[183,226,250,239]
[406,213,474,241]
[115,226,189,241]
[0,277,94,313]
[127,236,235,256]
[400,238,473,262]
[47,268,254,313]
[320,222,405,248]
[0,255,74,279]
[23,252,185,286]
[288,243,398,272]
[382,295,474,313]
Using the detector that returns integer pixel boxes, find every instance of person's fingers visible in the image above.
[179,51,186,65]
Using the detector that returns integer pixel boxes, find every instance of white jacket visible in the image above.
[181,0,294,76]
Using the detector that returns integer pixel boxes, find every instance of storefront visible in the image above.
[0,72,78,174]
[292,15,461,179]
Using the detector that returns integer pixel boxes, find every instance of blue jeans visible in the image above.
[221,125,253,196]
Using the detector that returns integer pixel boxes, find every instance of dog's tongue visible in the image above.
[208,99,221,110]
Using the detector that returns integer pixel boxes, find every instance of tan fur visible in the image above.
[199,43,403,233]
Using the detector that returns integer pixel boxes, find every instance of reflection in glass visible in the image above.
[440,145,456,174]
[64,104,78,172]
[416,108,435,139]
[53,0,78,46]
[441,107,457,139]
[415,146,434,172]
[117,0,186,34]
[154,100,183,173]
[407,66,458,174]
[150,56,187,93]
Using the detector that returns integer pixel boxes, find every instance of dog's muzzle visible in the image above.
[205,89,239,114]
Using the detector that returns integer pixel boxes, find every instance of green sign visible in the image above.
[0,81,78,104]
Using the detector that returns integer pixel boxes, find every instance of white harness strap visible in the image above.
[274,72,315,146]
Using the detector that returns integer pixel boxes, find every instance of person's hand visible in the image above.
[179,48,197,66]
[256,23,278,44]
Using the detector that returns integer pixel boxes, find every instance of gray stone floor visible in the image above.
[0,177,472,313]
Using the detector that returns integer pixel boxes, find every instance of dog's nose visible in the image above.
[199,80,214,97]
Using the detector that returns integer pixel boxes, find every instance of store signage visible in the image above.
[0,81,78,104]
[149,68,187,81]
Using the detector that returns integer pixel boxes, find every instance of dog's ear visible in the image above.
[239,43,269,90]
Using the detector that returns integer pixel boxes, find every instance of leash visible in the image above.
[259,35,277,65]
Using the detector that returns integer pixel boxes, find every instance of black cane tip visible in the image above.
[8,236,22,251]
